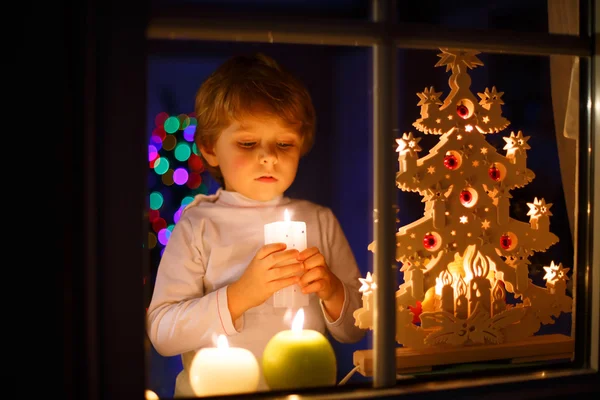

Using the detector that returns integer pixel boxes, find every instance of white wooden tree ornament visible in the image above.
[353,49,574,375]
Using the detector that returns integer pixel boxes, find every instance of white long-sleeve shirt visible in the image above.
[146,189,365,394]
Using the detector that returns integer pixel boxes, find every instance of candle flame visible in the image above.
[493,280,505,300]
[217,334,229,349]
[463,245,491,279]
[456,275,467,296]
[291,308,304,333]
[442,270,453,286]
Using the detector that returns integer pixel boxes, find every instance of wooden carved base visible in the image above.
[353,334,574,377]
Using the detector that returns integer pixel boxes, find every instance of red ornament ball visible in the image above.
[444,154,459,170]
[457,104,469,119]
[423,233,437,250]
[489,165,501,181]
[500,234,512,250]
[460,190,472,205]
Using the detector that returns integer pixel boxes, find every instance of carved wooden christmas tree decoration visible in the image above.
[353,49,574,376]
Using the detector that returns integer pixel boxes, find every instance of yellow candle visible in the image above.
[189,335,260,397]
[262,309,337,390]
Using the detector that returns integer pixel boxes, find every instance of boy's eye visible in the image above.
[277,142,294,148]
[238,142,256,148]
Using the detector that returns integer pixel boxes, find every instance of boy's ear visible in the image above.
[200,145,219,167]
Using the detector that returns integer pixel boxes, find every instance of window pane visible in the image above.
[144,41,374,397]
[355,47,579,380]
[397,0,580,36]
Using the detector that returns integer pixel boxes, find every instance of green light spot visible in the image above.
[181,196,194,206]
[180,116,190,130]
[198,183,208,194]
[154,157,170,175]
[164,116,180,134]
[149,192,164,210]
[167,224,175,232]
[192,143,199,155]
[174,142,191,162]
[189,117,197,126]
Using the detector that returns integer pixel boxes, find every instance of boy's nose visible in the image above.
[259,147,278,165]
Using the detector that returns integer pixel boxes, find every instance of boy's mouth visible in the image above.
[256,176,278,183]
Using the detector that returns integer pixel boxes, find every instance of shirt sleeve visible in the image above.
[146,215,242,357]
[317,207,366,343]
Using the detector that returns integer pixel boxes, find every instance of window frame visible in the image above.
[65,0,599,398]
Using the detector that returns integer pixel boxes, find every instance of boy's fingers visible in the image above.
[301,280,324,294]
[268,262,304,281]
[297,247,319,261]
[256,243,287,259]
[271,276,300,292]
[270,248,301,264]
[298,267,323,287]
[302,253,326,270]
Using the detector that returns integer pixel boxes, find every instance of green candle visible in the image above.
[262,308,337,390]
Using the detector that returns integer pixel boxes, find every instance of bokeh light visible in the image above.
[158,228,171,245]
[183,125,195,142]
[155,112,169,128]
[173,168,189,185]
[153,157,169,175]
[147,112,212,263]
[162,135,177,152]
[188,154,204,172]
[174,142,191,162]
[149,191,164,210]
[164,116,180,134]
[181,196,194,207]
[178,114,190,130]
[161,169,175,186]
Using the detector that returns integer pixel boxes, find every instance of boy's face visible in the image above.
[201,115,303,202]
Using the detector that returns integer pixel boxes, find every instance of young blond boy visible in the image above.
[146,53,365,396]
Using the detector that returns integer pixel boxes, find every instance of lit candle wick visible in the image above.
[217,334,229,349]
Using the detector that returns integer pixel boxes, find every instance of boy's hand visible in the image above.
[228,243,303,320]
[297,247,345,320]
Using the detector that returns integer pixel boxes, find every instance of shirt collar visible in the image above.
[215,188,287,208]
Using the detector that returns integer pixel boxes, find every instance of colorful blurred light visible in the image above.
[155,112,169,128]
[181,196,194,207]
[173,207,183,223]
[173,168,189,185]
[162,135,177,151]
[152,217,167,233]
[188,154,204,172]
[149,191,164,210]
[153,157,169,175]
[148,209,160,222]
[164,116,180,134]
[148,232,157,250]
[174,142,191,162]
[187,172,202,189]
[161,169,175,186]
[148,112,212,254]
[148,145,159,162]
[178,114,190,130]
[157,228,171,245]
[183,125,196,142]
[152,126,167,141]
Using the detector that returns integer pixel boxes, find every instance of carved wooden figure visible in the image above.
[353,48,574,375]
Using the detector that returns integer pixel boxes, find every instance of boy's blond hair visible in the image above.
[194,53,316,187]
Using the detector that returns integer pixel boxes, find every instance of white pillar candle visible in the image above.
[189,335,260,397]
[264,209,309,308]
